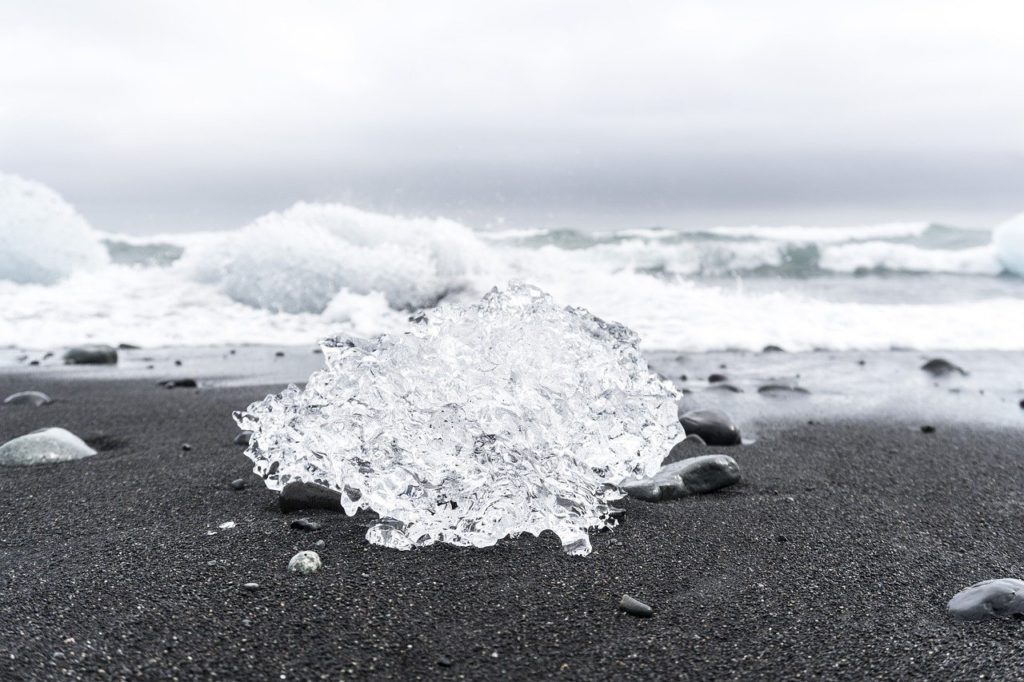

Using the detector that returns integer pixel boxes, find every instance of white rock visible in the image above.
[288,550,322,574]
[218,521,236,530]
[948,578,1024,620]
[0,427,96,466]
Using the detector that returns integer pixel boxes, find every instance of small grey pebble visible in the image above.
[784,496,795,503]
[242,582,260,591]
[619,594,653,618]
[921,425,936,433]
[242,618,252,627]
[290,518,322,532]
[437,655,453,667]
[230,479,246,490]
[314,539,325,548]
[174,359,182,366]
[206,560,217,566]
[181,443,192,451]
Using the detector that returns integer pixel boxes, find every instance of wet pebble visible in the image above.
[707,373,727,383]
[181,443,192,451]
[921,425,936,433]
[619,594,653,618]
[622,454,740,502]
[233,431,252,446]
[242,582,260,591]
[290,518,322,532]
[679,408,741,446]
[158,378,198,389]
[662,433,706,465]
[63,344,118,365]
[229,479,246,490]
[757,384,810,396]
[921,358,967,377]
[279,481,343,513]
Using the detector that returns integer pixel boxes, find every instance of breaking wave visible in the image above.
[1,174,1022,352]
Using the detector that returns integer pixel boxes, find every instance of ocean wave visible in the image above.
[0,173,108,284]
[993,213,1024,276]
[178,202,489,314]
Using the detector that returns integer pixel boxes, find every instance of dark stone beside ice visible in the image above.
[663,434,706,465]
[621,454,740,502]
[708,373,728,383]
[63,345,118,365]
[679,408,741,446]
[234,431,252,446]
[279,481,343,514]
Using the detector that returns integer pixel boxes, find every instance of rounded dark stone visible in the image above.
[230,479,246,490]
[921,358,967,377]
[679,408,741,446]
[707,373,728,383]
[63,345,118,365]
[279,482,343,514]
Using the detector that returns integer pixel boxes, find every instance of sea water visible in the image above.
[1,172,1023,354]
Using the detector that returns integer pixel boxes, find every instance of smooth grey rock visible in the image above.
[948,579,1024,620]
[921,358,967,377]
[762,345,785,353]
[679,408,741,446]
[0,427,97,466]
[158,378,197,389]
[242,582,260,591]
[279,481,343,514]
[234,430,252,446]
[663,434,707,465]
[707,373,728,383]
[288,550,322,575]
[622,454,740,502]
[757,384,810,396]
[619,594,653,618]
[290,517,322,532]
[707,383,743,393]
[3,390,52,406]
[63,345,118,365]
[230,478,246,490]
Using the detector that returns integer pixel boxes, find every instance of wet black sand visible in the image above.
[1,374,1023,680]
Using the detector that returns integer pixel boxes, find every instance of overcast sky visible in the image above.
[1,1,1023,233]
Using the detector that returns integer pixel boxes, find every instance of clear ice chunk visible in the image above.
[0,427,97,466]
[234,282,683,555]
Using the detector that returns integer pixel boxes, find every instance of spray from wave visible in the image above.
[0,172,1022,352]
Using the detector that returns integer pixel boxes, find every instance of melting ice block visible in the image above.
[235,282,683,555]
[0,427,97,466]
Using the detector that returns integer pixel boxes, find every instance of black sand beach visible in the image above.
[1,373,1023,680]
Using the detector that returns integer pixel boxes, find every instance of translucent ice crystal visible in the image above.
[234,282,683,555]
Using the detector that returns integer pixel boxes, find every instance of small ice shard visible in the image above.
[235,282,683,556]
[218,521,236,529]
[0,427,97,466]
[947,578,1024,620]
[63,344,118,365]
[621,454,740,502]
[3,390,52,406]
[288,550,322,574]
[233,430,252,446]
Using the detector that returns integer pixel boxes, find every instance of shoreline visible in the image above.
[1,372,1022,678]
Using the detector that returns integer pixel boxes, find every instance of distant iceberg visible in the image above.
[235,282,684,556]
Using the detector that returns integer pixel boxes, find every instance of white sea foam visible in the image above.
[993,213,1024,276]
[0,183,1021,354]
[0,173,108,284]
[701,221,932,243]
[819,242,1002,275]
[180,202,487,314]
